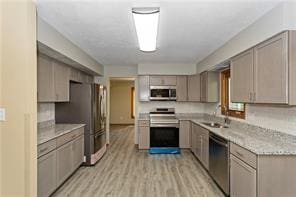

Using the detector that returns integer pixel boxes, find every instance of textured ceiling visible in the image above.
[37,0,281,66]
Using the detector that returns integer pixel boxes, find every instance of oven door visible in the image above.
[150,86,170,100]
[150,125,179,147]
[94,131,106,153]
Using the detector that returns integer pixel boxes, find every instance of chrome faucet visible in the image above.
[213,104,221,117]
[222,105,231,126]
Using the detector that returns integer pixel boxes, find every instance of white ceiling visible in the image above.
[37,0,282,66]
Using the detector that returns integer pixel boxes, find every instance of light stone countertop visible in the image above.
[191,119,296,155]
[38,124,85,145]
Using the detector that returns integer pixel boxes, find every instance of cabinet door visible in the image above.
[38,151,57,197]
[138,75,150,101]
[70,68,80,82]
[200,72,208,102]
[37,55,55,102]
[72,135,84,169]
[149,76,163,85]
[230,154,256,197]
[54,62,70,102]
[56,142,73,185]
[231,49,254,103]
[201,132,209,170]
[162,76,177,85]
[176,76,188,101]
[190,123,195,152]
[139,126,150,149]
[187,74,201,102]
[179,121,191,148]
[254,32,288,104]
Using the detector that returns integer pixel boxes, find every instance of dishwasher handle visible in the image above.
[210,134,228,147]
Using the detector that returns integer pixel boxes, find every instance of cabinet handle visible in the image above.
[253,92,256,102]
[249,93,252,102]
[56,94,58,100]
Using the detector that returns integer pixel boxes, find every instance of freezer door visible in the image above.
[94,84,106,133]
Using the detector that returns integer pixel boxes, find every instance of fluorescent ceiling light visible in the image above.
[132,7,159,52]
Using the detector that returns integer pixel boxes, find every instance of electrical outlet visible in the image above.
[0,108,5,121]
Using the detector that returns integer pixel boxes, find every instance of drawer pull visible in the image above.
[235,151,244,158]
[39,147,48,153]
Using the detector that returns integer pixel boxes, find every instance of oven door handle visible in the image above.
[150,124,179,128]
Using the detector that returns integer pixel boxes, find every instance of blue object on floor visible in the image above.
[149,147,181,154]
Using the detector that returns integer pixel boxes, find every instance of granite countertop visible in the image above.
[38,124,85,145]
[191,119,296,155]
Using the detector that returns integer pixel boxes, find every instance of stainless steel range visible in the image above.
[149,108,179,148]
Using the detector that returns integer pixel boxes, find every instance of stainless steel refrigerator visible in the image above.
[55,83,107,166]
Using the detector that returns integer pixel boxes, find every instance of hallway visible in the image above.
[53,125,224,197]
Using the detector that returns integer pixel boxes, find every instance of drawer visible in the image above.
[38,139,57,158]
[230,142,257,168]
[76,127,84,136]
[138,120,149,127]
[56,128,83,148]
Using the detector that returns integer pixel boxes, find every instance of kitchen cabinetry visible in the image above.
[191,123,209,169]
[254,32,288,103]
[54,62,70,102]
[231,31,296,105]
[230,142,296,197]
[37,127,85,197]
[176,76,188,101]
[179,120,191,148]
[149,75,177,86]
[200,71,219,103]
[230,154,256,197]
[187,74,201,102]
[57,142,73,185]
[138,120,150,149]
[38,54,70,102]
[38,151,57,197]
[138,75,150,102]
[38,55,55,102]
[231,49,254,103]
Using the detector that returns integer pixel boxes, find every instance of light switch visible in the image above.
[0,108,6,121]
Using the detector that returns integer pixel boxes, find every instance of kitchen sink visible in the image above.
[201,122,229,128]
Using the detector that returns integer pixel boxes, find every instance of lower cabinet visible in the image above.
[179,120,191,148]
[191,123,209,169]
[38,128,85,197]
[138,120,150,149]
[72,135,85,169]
[230,154,256,197]
[56,142,74,185]
[38,151,57,197]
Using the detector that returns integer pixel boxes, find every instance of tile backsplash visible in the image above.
[37,103,55,123]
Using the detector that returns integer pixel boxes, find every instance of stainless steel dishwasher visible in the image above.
[209,132,229,195]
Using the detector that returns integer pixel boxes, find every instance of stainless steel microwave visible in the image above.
[150,86,176,101]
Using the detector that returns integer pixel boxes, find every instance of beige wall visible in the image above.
[110,80,135,124]
[0,1,37,196]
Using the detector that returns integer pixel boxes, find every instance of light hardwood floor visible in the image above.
[53,125,224,197]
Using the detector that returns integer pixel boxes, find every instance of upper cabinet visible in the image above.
[176,76,188,101]
[231,49,254,103]
[187,74,201,102]
[138,75,150,102]
[254,32,288,104]
[53,62,70,102]
[200,71,219,102]
[38,54,93,102]
[149,75,177,86]
[38,55,70,102]
[231,31,296,105]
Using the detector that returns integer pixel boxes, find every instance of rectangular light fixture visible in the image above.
[132,7,159,52]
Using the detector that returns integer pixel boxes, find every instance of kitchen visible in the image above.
[2,0,296,197]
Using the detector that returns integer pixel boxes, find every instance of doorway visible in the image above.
[109,78,136,127]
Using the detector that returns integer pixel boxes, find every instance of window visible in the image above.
[131,87,135,119]
[221,69,245,119]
